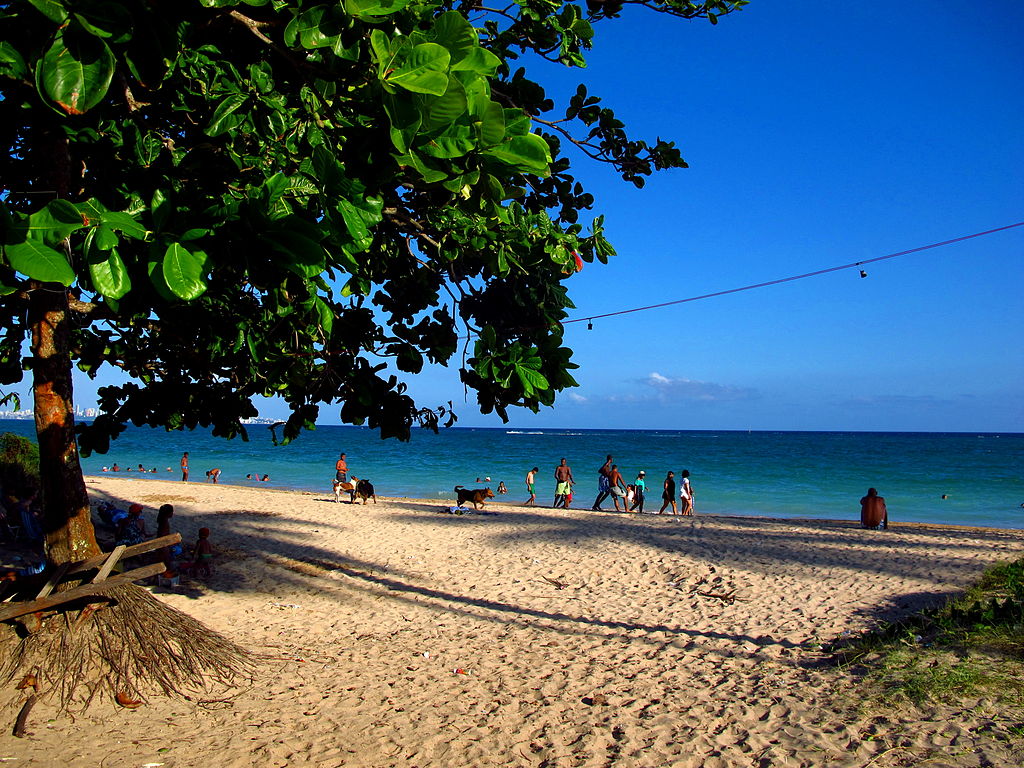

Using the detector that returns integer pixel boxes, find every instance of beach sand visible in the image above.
[7,476,1024,767]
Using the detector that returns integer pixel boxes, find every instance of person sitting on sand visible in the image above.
[860,488,888,530]
[116,503,147,546]
[156,504,176,568]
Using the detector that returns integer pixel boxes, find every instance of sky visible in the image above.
[10,0,1024,433]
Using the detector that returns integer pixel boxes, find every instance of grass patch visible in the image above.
[831,556,1024,707]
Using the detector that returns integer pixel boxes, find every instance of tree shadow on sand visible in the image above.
[84,486,1024,673]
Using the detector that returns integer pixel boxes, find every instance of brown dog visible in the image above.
[333,476,359,503]
[354,479,377,505]
[454,485,494,510]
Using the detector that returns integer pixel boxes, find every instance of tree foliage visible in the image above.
[0,0,745,450]
[0,432,40,498]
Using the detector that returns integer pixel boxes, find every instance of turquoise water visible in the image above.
[2,420,1021,528]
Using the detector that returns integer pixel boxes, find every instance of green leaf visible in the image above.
[4,240,76,285]
[516,364,549,395]
[28,199,85,245]
[419,76,468,131]
[101,212,148,240]
[206,93,248,136]
[418,124,475,159]
[28,0,68,24]
[37,28,115,115]
[151,189,171,232]
[385,43,450,96]
[88,248,131,299]
[291,6,344,50]
[484,134,552,176]
[344,0,413,20]
[429,12,477,64]
[312,296,334,335]
[94,225,118,251]
[451,47,501,76]
[265,230,328,278]
[73,3,134,41]
[0,42,28,80]
[473,100,506,147]
[162,242,206,300]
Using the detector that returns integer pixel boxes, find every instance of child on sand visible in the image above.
[192,527,214,577]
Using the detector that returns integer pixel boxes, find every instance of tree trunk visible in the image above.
[29,282,99,564]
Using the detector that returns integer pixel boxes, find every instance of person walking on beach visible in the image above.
[659,471,677,515]
[525,467,539,506]
[180,452,189,482]
[592,455,613,511]
[860,487,888,530]
[630,470,647,513]
[608,464,628,512]
[335,453,348,483]
[553,458,574,509]
[679,469,694,515]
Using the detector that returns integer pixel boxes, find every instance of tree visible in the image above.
[1,0,745,569]
[2,0,743,582]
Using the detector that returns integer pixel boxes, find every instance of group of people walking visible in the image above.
[523,456,695,515]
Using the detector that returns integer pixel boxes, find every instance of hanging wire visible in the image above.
[561,221,1024,327]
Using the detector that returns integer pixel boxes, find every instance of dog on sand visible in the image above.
[454,485,495,510]
[333,476,359,503]
[354,479,376,505]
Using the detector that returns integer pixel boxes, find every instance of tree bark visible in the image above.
[29,282,100,564]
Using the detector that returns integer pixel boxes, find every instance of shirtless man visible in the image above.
[553,458,574,509]
[607,464,627,512]
[180,452,189,482]
[335,452,348,483]
[206,468,221,483]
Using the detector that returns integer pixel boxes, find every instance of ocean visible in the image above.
[1,420,1021,529]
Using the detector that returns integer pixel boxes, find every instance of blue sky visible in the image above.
[411,0,1024,432]
[454,0,1024,432]
[13,1,1024,433]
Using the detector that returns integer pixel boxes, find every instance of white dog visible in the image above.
[333,476,358,503]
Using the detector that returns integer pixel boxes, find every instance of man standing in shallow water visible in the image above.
[180,452,189,482]
[335,453,348,483]
[553,458,574,509]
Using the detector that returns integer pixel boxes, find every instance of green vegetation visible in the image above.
[834,558,1024,708]
[0,432,40,500]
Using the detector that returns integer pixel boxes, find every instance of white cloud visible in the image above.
[641,372,758,403]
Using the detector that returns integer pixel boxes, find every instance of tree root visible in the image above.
[0,584,253,714]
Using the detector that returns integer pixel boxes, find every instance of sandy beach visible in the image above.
[6,476,1024,767]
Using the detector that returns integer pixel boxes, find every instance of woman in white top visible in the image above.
[679,469,694,516]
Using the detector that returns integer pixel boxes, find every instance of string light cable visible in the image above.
[568,220,1024,328]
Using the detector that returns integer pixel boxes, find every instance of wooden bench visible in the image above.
[0,533,182,623]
